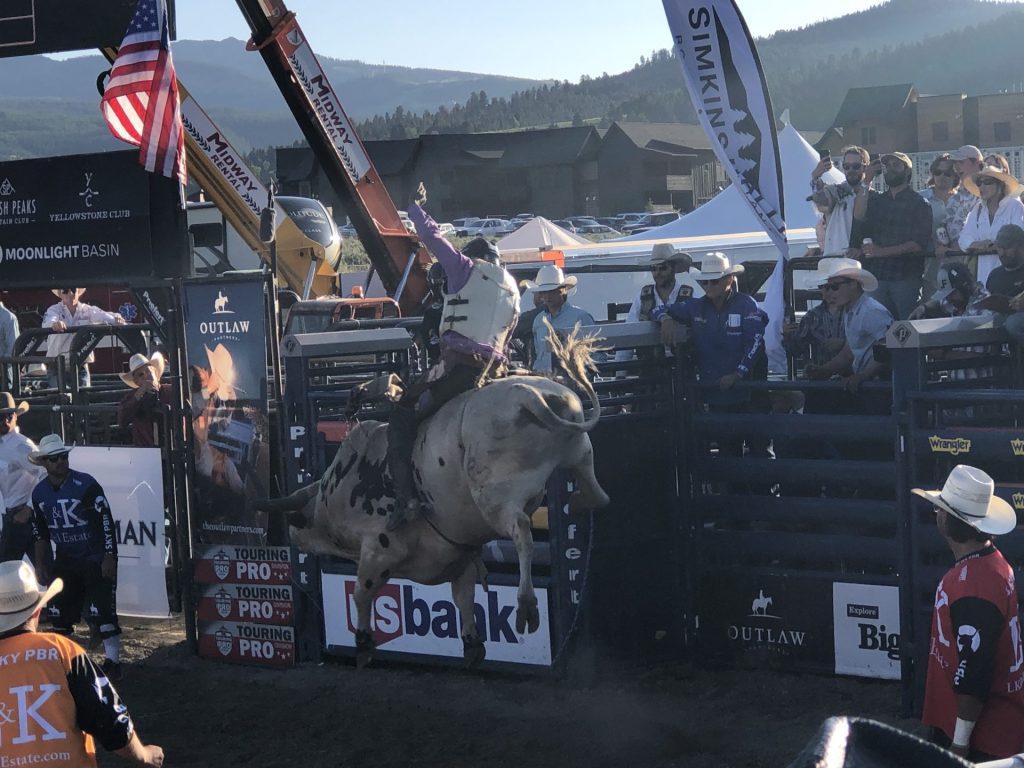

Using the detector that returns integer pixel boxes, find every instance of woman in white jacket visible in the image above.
[958,165,1024,285]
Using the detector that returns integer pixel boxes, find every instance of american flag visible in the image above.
[101,0,186,184]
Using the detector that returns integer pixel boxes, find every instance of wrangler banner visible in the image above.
[182,276,271,545]
[662,1,788,370]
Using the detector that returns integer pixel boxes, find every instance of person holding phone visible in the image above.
[811,145,870,258]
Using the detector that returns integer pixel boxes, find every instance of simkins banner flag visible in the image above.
[662,1,789,371]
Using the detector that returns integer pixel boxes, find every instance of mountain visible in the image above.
[0,38,543,159]
[359,0,1024,139]
[0,0,1021,160]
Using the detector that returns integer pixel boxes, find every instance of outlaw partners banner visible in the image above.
[182,276,271,545]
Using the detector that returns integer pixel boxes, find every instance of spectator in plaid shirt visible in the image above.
[850,151,933,320]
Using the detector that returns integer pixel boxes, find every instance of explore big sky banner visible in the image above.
[662,0,789,371]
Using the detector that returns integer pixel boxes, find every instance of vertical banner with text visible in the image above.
[182,276,271,545]
[662,0,788,371]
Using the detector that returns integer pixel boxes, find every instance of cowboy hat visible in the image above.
[28,433,74,466]
[0,392,29,415]
[819,257,879,293]
[694,252,744,281]
[880,152,913,171]
[120,352,166,388]
[0,560,63,634]
[963,166,1024,198]
[912,464,1017,536]
[50,288,86,299]
[524,264,577,292]
[644,243,692,267]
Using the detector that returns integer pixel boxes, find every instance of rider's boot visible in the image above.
[385,403,422,531]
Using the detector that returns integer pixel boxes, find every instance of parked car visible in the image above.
[438,223,455,236]
[513,213,536,220]
[566,216,600,228]
[452,217,481,231]
[456,218,514,237]
[621,211,680,235]
[551,219,578,233]
[594,217,620,228]
[339,223,357,237]
[614,212,648,228]
[576,224,621,236]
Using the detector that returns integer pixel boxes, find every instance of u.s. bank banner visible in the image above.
[183,276,271,545]
[662,0,788,370]
[74,447,169,618]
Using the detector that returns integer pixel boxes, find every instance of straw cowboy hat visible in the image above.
[120,352,165,388]
[644,243,692,268]
[525,264,577,292]
[694,252,744,281]
[28,433,74,466]
[962,165,1024,198]
[819,257,879,293]
[0,392,29,415]
[50,287,86,299]
[0,560,63,634]
[912,464,1017,536]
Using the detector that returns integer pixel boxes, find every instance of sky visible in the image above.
[168,0,906,82]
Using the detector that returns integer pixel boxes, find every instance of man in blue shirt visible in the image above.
[29,434,123,681]
[528,265,597,373]
[655,252,768,459]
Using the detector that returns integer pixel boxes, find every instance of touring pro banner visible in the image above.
[662,1,789,370]
[182,275,272,545]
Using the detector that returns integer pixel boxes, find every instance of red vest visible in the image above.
[0,632,96,767]
[923,547,1024,758]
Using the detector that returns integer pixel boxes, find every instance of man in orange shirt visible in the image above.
[0,560,164,767]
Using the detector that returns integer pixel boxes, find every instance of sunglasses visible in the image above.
[842,163,863,171]
[651,264,673,272]
[934,169,957,178]
[697,276,727,286]
[820,279,853,292]
[40,453,69,464]
[59,288,76,295]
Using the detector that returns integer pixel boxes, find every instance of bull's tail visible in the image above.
[255,483,318,528]
[542,317,604,431]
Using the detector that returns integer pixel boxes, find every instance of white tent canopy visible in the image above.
[618,121,844,242]
[497,216,589,250]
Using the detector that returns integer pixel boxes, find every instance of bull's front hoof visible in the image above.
[462,634,486,669]
[515,598,540,634]
[355,629,375,669]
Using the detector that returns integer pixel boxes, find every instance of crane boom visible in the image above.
[234,0,431,315]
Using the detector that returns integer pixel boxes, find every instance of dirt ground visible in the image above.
[89,615,927,768]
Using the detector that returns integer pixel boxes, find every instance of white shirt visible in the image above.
[0,429,44,509]
[958,196,1024,285]
[42,300,122,363]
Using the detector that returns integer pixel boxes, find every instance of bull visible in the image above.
[262,329,609,667]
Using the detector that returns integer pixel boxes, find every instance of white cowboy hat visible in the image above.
[0,560,63,634]
[694,252,744,281]
[644,243,692,267]
[963,166,1024,198]
[524,264,577,292]
[819,257,879,293]
[0,392,29,415]
[50,288,86,299]
[120,352,166,388]
[912,464,1017,536]
[28,433,75,466]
